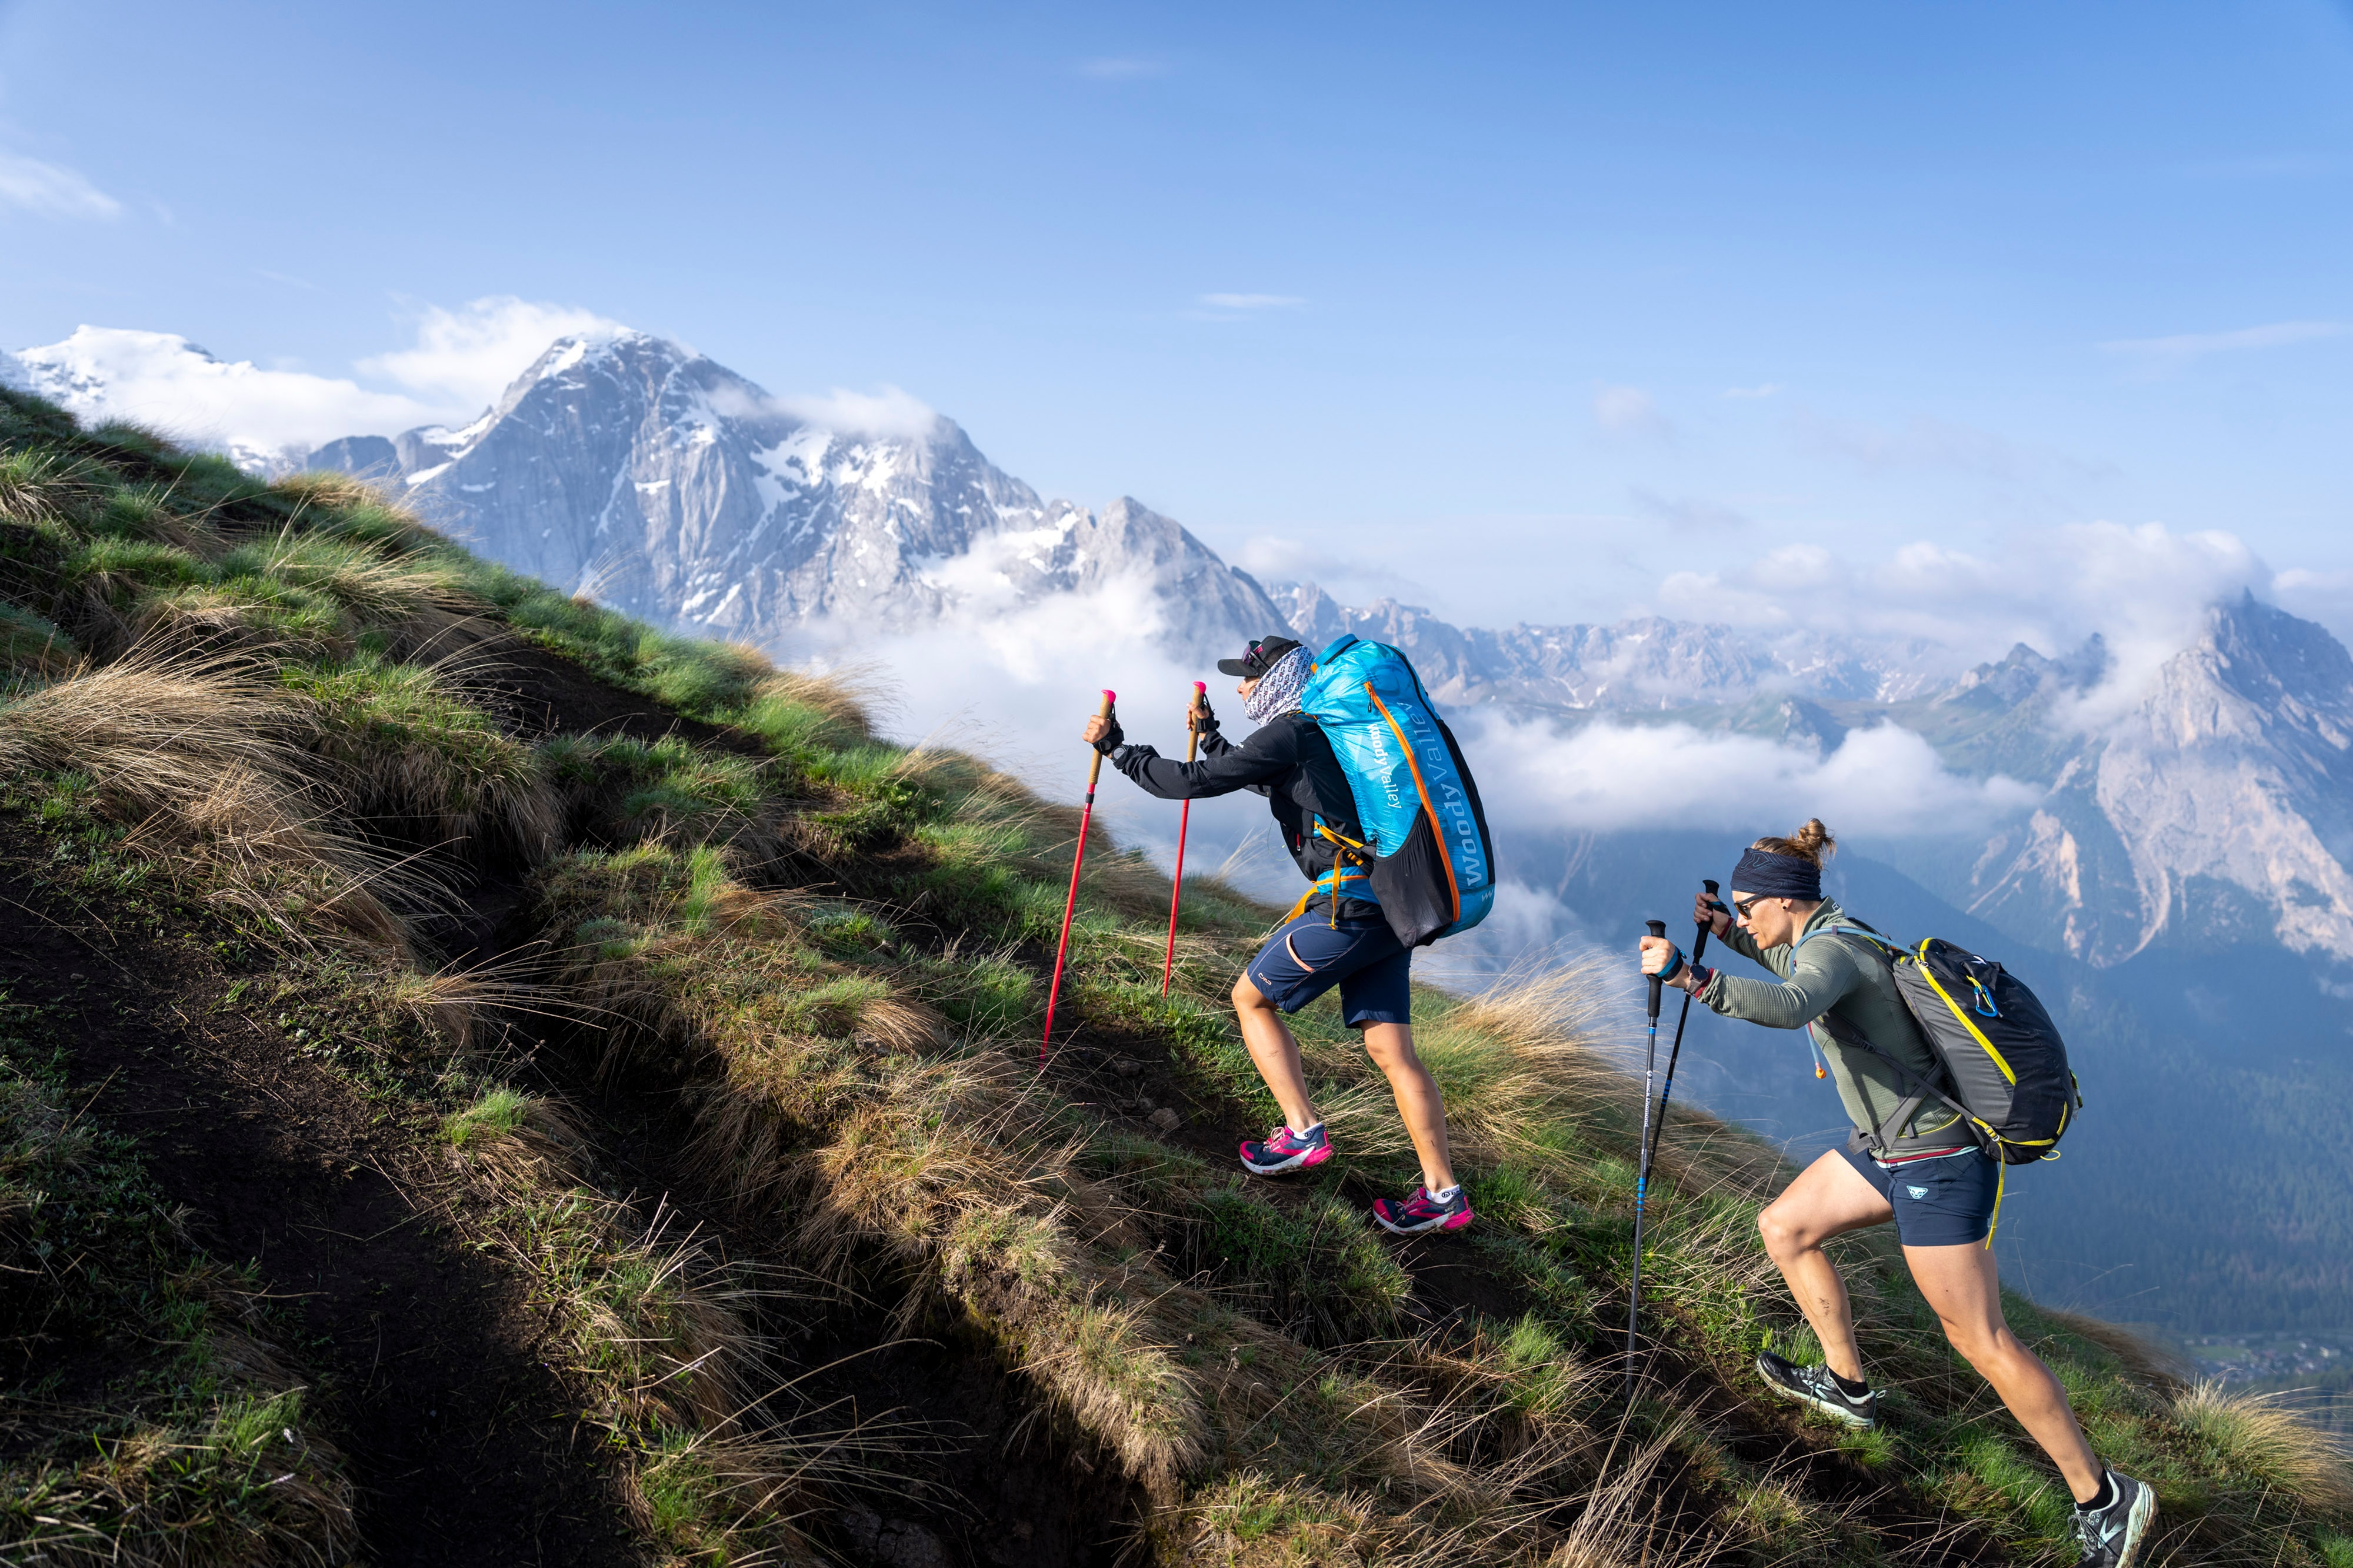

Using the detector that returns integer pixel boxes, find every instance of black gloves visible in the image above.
[1091,710,1125,755]
[1190,694,1219,740]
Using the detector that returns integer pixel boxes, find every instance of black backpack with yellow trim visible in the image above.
[1804,925,2082,1166]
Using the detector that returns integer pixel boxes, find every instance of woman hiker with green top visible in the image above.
[1637,819,2157,1568]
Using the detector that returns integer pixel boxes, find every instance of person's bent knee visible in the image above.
[1233,974,1274,1012]
[1361,1023,1412,1068]
[1758,1204,1809,1258]
[1940,1318,2015,1371]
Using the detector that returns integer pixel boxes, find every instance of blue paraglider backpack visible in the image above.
[1292,635,1497,948]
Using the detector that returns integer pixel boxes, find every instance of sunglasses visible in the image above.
[1732,893,1767,919]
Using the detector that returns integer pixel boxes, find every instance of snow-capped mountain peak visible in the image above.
[305,330,1281,653]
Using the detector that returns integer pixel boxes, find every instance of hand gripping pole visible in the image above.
[1042,690,1115,1065]
[1645,879,1720,1175]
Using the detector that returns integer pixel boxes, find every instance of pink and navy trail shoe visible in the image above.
[1239,1122,1332,1176]
[1371,1185,1474,1236]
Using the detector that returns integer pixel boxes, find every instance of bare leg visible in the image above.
[1905,1240,2104,1502]
[1232,975,1318,1132]
[1757,1151,1895,1384]
[1361,1023,1457,1192]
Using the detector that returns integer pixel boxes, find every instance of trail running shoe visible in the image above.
[1754,1350,1878,1429]
[2074,1469,2157,1568]
[1239,1122,1332,1176]
[1371,1185,1473,1235]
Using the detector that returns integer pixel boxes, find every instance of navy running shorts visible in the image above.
[1839,1143,2000,1248]
[1244,905,1411,1028]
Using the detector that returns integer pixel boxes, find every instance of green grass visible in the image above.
[8,383,2353,1564]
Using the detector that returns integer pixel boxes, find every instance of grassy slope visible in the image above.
[0,391,2347,1567]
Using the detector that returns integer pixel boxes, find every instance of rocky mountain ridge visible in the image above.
[1955,595,2353,968]
[1269,580,1951,710]
[309,331,1288,656]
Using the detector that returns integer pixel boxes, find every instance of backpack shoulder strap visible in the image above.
[1811,1007,1957,1157]
[1794,921,1904,960]
[1794,923,1967,1156]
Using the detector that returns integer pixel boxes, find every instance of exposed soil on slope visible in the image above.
[0,818,646,1568]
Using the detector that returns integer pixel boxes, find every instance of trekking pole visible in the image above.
[1627,918,1666,1404]
[1042,690,1115,1066]
[1162,681,1206,996]
[1644,880,1721,1176]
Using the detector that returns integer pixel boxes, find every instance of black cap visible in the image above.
[1217,634,1302,679]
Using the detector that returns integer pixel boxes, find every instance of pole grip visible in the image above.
[1694,878,1721,962]
[1085,689,1115,793]
[1645,919,1667,1020]
[1184,681,1205,762]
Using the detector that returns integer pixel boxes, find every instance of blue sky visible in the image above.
[2,0,2349,639]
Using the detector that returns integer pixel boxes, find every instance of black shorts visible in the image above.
[1839,1143,2000,1247]
[1244,906,1411,1029]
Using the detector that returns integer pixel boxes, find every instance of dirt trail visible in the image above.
[0,821,644,1567]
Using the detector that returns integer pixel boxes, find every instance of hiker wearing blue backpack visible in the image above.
[1081,633,1473,1235]
[1637,820,2155,1568]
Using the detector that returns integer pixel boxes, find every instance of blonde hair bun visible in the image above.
[1750,818,1835,868]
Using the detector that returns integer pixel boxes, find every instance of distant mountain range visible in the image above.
[15,322,2353,1332]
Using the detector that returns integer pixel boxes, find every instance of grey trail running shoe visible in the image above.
[1754,1350,1878,1429]
[2074,1469,2157,1568]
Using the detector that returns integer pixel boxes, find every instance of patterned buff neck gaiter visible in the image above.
[1241,647,1311,723]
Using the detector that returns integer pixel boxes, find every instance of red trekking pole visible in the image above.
[1162,681,1206,996]
[1042,690,1116,1065]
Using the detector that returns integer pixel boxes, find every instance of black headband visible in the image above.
[1732,847,1821,902]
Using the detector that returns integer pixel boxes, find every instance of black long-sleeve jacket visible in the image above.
[1108,715,1374,913]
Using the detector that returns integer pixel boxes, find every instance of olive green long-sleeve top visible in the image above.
[1697,898,1967,1157]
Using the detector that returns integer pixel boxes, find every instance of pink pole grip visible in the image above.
[1102,689,1116,705]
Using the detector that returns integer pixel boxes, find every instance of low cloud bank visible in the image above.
[6,327,440,469]
[1461,709,2039,840]
[1658,520,2276,735]
[791,574,2044,941]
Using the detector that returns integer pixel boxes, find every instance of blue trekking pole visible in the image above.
[1627,919,1667,1403]
[1644,880,1722,1176]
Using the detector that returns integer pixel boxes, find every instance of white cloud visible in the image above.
[7,296,634,471]
[0,149,121,220]
[1465,710,2040,840]
[1198,293,1304,312]
[789,574,1295,906]
[1592,385,1671,439]
[358,296,628,412]
[1655,520,2271,730]
[770,385,940,439]
[5,326,439,471]
[2101,319,2345,373]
